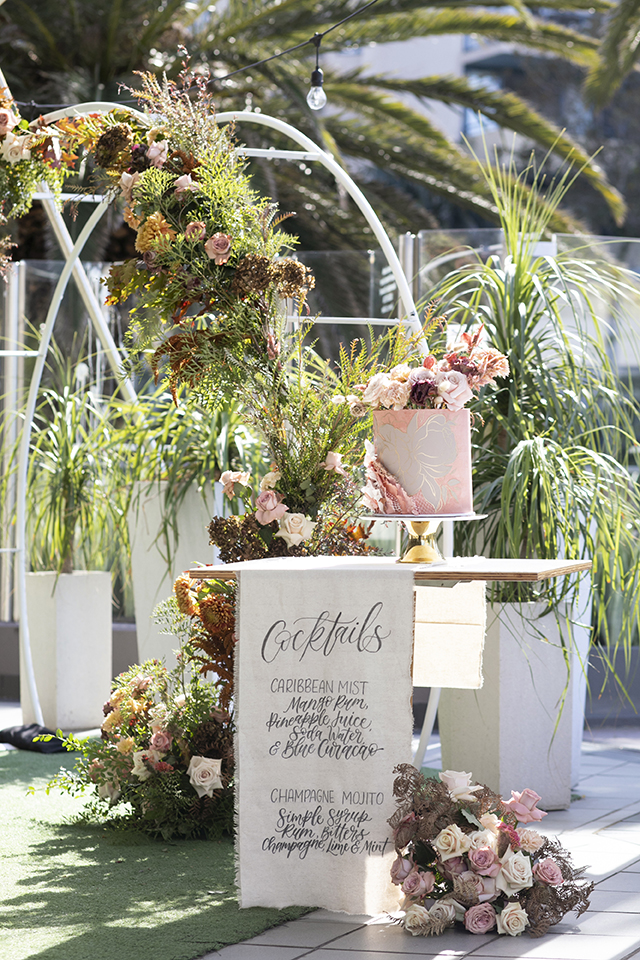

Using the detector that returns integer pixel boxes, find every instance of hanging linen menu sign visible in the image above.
[235,557,415,915]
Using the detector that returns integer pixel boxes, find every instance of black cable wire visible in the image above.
[14,0,381,112]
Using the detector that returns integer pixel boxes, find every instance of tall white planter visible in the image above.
[20,571,112,730]
[438,601,590,810]
[128,481,222,668]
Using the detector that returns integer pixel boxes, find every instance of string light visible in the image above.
[306,34,327,111]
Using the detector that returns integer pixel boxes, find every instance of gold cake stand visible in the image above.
[364,513,486,564]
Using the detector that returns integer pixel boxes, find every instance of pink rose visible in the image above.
[504,788,547,824]
[255,490,288,525]
[204,232,232,265]
[401,868,435,898]
[464,902,497,935]
[459,870,497,903]
[435,370,474,411]
[320,451,348,476]
[533,858,564,885]
[147,139,168,167]
[174,173,200,195]
[440,856,466,878]
[220,469,251,499]
[0,107,19,135]
[390,856,414,885]
[150,730,173,752]
[184,221,207,241]
[468,846,500,877]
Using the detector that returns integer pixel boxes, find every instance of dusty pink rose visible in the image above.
[401,868,435,898]
[440,856,467,878]
[220,469,251,499]
[184,220,207,241]
[459,870,497,903]
[435,370,474,411]
[147,139,168,167]
[204,232,232,264]
[390,856,414,885]
[0,107,19,135]
[320,451,348,476]
[533,858,564,885]
[468,846,500,877]
[255,490,288,525]
[150,730,173,752]
[464,902,497,934]
[174,173,200,195]
[504,788,547,824]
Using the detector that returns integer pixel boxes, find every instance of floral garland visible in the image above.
[389,765,593,938]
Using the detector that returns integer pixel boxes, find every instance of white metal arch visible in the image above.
[6,93,423,724]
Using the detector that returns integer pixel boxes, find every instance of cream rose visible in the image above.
[479,813,501,834]
[496,901,529,936]
[496,848,534,896]
[131,748,162,781]
[362,372,391,407]
[389,363,412,381]
[276,512,316,547]
[119,171,140,203]
[187,755,223,797]
[439,769,483,804]
[403,903,430,936]
[435,370,474,411]
[0,132,31,164]
[428,900,457,925]
[260,469,281,491]
[433,823,473,861]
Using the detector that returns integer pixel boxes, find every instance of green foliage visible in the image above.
[426,145,640,674]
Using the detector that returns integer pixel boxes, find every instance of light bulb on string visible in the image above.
[306,33,327,111]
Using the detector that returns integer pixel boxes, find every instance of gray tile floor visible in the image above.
[2,703,640,959]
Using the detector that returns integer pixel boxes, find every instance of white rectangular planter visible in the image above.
[438,602,589,810]
[20,571,112,731]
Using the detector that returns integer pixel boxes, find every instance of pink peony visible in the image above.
[150,730,173,752]
[464,902,497,935]
[0,107,19,135]
[468,846,501,877]
[204,232,232,264]
[255,490,288,525]
[390,856,415,885]
[533,858,564,885]
[401,868,436,899]
[504,788,547,824]
[174,173,200,195]
[320,451,348,476]
[184,220,207,241]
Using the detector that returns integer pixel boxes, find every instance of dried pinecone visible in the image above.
[94,123,134,170]
[271,258,315,298]
[231,254,273,296]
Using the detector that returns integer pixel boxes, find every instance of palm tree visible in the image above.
[584,0,640,107]
[0,0,627,243]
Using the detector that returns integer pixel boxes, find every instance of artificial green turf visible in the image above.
[0,750,311,960]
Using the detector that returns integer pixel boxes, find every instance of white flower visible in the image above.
[187,756,223,797]
[119,171,140,203]
[131,749,162,781]
[433,823,473,861]
[1,132,31,164]
[468,828,498,852]
[362,372,391,407]
[260,469,281,491]
[147,139,169,167]
[495,847,534,896]
[403,903,430,936]
[389,363,412,381]
[439,770,483,804]
[479,813,501,834]
[496,901,529,936]
[275,513,316,547]
[428,900,457,924]
[97,782,121,804]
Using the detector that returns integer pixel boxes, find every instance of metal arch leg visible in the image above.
[413,687,441,771]
[16,201,111,727]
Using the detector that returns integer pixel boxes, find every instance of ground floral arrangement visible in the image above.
[45,577,236,840]
[389,766,593,938]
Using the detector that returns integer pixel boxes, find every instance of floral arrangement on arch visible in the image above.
[46,578,237,840]
[54,64,313,401]
[389,765,593,938]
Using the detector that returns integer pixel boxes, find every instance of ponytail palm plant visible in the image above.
[427,148,640,669]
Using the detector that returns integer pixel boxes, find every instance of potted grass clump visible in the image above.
[428,150,640,807]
